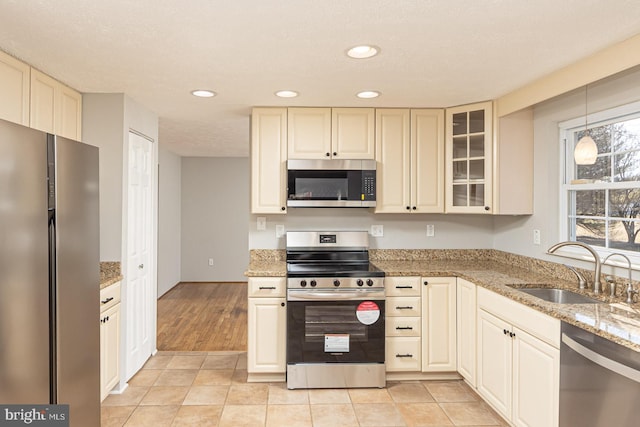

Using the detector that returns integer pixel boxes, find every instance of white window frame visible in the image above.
[558,100,640,271]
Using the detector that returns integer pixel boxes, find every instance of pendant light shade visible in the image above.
[574,135,598,165]
[574,84,597,165]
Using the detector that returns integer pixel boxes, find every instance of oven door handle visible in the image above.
[287,290,385,301]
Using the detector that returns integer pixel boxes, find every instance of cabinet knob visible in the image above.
[424,281,429,286]
[503,329,508,335]
[484,206,490,211]
[333,152,337,156]
[281,206,286,211]
[406,206,410,210]
[325,152,330,157]
[412,206,416,210]
[280,302,285,307]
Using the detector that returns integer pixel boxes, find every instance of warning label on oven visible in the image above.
[356,301,380,325]
[325,334,350,352]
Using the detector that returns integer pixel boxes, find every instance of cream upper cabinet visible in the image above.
[375,109,444,213]
[0,50,30,126]
[331,108,375,159]
[30,68,82,140]
[421,277,456,372]
[445,101,493,213]
[251,108,287,214]
[288,107,374,159]
[287,107,331,159]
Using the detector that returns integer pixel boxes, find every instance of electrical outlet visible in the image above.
[208,258,214,266]
[257,217,266,231]
[533,229,541,245]
[426,224,435,237]
[370,225,383,237]
[276,224,285,238]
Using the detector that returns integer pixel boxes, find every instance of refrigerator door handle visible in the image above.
[48,208,57,403]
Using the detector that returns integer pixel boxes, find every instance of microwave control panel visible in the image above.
[362,170,376,201]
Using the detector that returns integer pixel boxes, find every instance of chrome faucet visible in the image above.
[563,264,587,289]
[602,253,636,304]
[548,241,603,294]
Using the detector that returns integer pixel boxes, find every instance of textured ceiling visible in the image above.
[1,0,640,156]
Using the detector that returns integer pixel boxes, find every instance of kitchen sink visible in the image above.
[514,287,604,304]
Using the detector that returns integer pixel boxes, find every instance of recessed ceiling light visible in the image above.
[191,89,216,98]
[356,91,381,99]
[346,45,380,59]
[275,90,299,98]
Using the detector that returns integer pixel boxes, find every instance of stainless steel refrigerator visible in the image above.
[0,118,100,426]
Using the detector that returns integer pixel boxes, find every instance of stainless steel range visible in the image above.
[286,231,386,389]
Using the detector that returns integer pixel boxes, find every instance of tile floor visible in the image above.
[102,351,509,426]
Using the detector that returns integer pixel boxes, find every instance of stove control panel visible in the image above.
[287,277,384,289]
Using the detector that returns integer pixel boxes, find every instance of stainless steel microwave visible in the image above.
[286,159,376,207]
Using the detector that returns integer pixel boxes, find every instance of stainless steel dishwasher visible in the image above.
[560,322,640,427]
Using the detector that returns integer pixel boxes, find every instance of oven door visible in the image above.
[287,293,385,364]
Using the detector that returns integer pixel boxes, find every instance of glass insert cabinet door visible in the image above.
[445,101,493,213]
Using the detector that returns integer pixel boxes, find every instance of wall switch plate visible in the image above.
[533,229,541,245]
[276,224,285,238]
[257,217,266,231]
[370,225,383,237]
[208,258,214,266]
[426,224,435,237]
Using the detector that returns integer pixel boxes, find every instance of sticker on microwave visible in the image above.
[356,301,380,325]
[324,334,350,352]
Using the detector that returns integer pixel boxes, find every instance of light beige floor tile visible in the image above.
[387,382,435,403]
[309,388,351,404]
[353,403,407,426]
[153,369,198,386]
[128,369,162,387]
[123,405,179,427]
[102,387,149,407]
[310,403,359,427]
[202,354,239,369]
[266,404,312,427]
[268,383,309,404]
[439,402,500,426]
[423,381,479,403]
[182,385,229,405]
[170,405,223,426]
[142,355,173,370]
[101,418,128,427]
[139,386,189,406]
[231,369,248,384]
[219,404,267,427]
[101,405,136,426]
[348,388,393,403]
[166,355,206,370]
[396,403,453,426]
[193,369,234,385]
[226,383,269,404]
[236,353,248,370]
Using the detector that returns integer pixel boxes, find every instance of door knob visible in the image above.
[138,264,144,269]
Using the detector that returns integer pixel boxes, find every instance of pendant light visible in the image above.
[574,85,598,165]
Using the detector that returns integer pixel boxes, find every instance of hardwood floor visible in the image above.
[157,282,247,352]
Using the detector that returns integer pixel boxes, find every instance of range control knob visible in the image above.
[300,280,307,287]
[310,280,317,287]
[366,279,374,287]
[333,280,341,287]
[356,279,364,287]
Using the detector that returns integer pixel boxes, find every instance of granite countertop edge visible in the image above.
[100,261,123,290]
[244,257,640,353]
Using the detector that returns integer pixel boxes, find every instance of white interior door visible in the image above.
[125,131,154,379]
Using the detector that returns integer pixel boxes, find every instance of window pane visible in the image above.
[608,220,639,252]
[576,155,611,182]
[452,113,467,136]
[609,188,640,219]
[574,190,605,216]
[575,218,605,248]
[469,110,484,133]
[613,150,640,182]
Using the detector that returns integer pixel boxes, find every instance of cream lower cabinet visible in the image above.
[477,287,560,427]
[385,276,421,372]
[456,278,477,386]
[421,277,456,372]
[247,277,286,381]
[100,282,121,401]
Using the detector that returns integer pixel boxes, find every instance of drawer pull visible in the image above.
[396,326,414,330]
[396,306,414,310]
[101,297,114,304]
[259,286,277,290]
[396,353,413,358]
[395,285,414,289]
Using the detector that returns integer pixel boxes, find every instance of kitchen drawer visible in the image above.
[386,317,421,337]
[385,276,421,296]
[248,277,286,297]
[386,296,421,317]
[100,281,121,313]
[386,337,421,371]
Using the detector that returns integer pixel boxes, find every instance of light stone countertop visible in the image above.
[245,249,640,353]
[100,261,123,289]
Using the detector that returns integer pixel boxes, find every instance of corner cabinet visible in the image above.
[0,50,30,126]
[100,282,121,401]
[375,109,444,213]
[247,277,286,382]
[251,108,287,214]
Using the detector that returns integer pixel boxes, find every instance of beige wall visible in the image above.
[158,145,181,296]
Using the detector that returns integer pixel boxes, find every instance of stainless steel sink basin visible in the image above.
[516,288,603,304]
